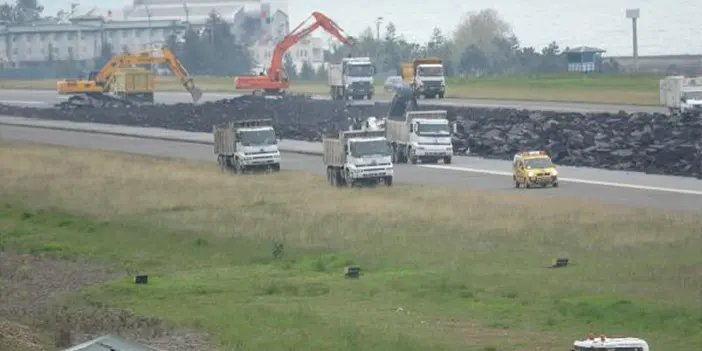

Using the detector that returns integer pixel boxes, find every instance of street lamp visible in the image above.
[625,8,640,72]
[375,17,383,41]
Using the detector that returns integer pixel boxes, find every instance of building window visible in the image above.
[135,29,141,38]
[40,33,47,41]
[53,33,61,40]
[13,48,18,55]
[122,30,128,38]
[27,48,31,55]
[68,32,75,40]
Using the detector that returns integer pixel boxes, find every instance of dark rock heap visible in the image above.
[0,96,700,178]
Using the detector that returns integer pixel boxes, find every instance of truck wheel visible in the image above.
[336,170,346,187]
[233,159,243,174]
[327,168,334,185]
[438,92,445,99]
[408,149,417,164]
[443,156,452,164]
[384,176,393,186]
[552,182,559,188]
[272,164,281,172]
[525,181,531,189]
[217,156,226,172]
[367,93,373,100]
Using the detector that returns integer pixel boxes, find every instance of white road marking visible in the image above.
[419,164,702,196]
[0,100,49,105]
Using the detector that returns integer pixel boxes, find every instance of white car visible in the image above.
[384,76,403,92]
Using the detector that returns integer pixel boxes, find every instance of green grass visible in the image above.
[0,73,664,105]
[1,143,701,350]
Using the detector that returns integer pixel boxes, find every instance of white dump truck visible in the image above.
[323,129,393,187]
[660,75,702,114]
[385,110,453,164]
[400,57,447,99]
[328,57,376,100]
[213,119,281,173]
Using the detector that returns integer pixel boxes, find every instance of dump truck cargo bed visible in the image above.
[322,138,345,166]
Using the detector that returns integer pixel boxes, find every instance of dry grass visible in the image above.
[0,74,660,105]
[1,142,701,350]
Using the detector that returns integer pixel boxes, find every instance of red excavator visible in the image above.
[235,11,355,95]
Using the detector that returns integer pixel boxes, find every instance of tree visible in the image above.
[176,12,253,76]
[315,65,327,81]
[0,0,43,23]
[298,61,315,80]
[283,53,297,79]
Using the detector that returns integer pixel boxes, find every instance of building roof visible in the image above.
[61,334,164,351]
[125,1,261,22]
[0,18,186,34]
[564,46,607,53]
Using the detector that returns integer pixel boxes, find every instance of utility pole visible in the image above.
[625,9,640,72]
[375,17,383,41]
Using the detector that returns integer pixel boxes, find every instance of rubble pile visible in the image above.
[1,96,700,178]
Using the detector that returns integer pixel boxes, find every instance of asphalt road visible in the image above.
[2,123,701,213]
[0,88,667,114]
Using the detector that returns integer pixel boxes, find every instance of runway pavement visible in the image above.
[0,88,667,113]
[2,119,700,212]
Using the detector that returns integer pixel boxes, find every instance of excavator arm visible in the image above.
[235,11,355,93]
[267,11,355,79]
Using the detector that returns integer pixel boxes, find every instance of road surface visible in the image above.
[1,119,700,213]
[0,88,666,114]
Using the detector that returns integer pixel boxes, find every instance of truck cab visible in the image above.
[323,130,393,187]
[571,334,649,351]
[329,57,376,100]
[401,57,446,99]
[513,150,558,188]
[213,119,281,173]
[659,75,702,114]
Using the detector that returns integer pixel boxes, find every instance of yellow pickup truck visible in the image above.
[512,150,559,188]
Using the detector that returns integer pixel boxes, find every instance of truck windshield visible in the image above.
[524,158,553,169]
[683,91,702,99]
[239,129,276,146]
[347,64,373,77]
[417,123,450,136]
[350,140,390,157]
[417,66,443,77]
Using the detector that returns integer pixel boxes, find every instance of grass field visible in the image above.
[0,73,663,105]
[1,142,700,350]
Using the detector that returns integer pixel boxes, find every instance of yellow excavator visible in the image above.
[56,47,202,108]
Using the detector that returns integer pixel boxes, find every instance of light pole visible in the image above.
[375,17,383,41]
[625,8,640,72]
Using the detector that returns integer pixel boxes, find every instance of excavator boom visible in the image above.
[57,47,201,107]
[234,11,355,94]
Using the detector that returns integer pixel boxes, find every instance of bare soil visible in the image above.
[0,251,213,350]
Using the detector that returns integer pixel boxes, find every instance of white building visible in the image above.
[0,16,187,68]
[251,36,324,73]
[122,0,323,71]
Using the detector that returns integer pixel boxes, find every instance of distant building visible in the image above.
[564,46,606,73]
[251,36,324,73]
[0,16,187,68]
[121,0,322,71]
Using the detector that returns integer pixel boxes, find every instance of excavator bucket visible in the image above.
[190,86,203,103]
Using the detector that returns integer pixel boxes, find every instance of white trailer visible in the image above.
[659,75,702,114]
[213,119,281,173]
[385,110,453,164]
[328,57,376,101]
[323,129,393,187]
